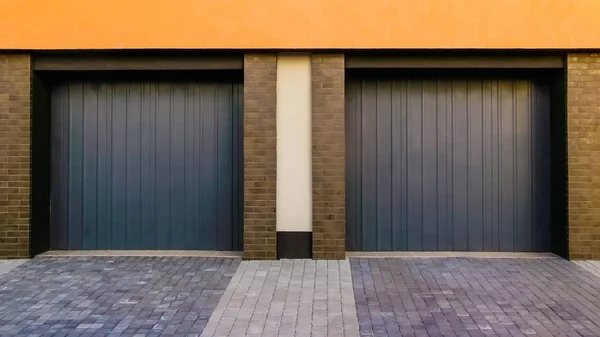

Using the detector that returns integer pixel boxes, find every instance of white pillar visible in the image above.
[276,54,312,235]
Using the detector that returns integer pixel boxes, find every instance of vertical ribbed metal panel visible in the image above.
[346,78,551,252]
[51,81,243,250]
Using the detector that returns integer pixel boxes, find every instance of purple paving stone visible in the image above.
[350,257,600,337]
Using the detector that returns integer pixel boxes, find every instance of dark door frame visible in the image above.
[345,55,564,69]
[30,53,244,256]
[344,60,567,257]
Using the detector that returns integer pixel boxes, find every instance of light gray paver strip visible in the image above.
[351,257,600,337]
[575,261,600,278]
[201,259,360,337]
[0,256,239,336]
[0,260,26,277]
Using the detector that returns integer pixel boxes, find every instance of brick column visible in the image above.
[311,54,345,259]
[0,55,31,259]
[243,54,277,259]
[567,54,600,260]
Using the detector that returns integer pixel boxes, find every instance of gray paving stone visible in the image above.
[201,259,360,337]
[0,260,27,277]
[575,261,600,279]
[0,256,239,336]
[351,257,600,337]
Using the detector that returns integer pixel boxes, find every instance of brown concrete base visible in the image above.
[38,250,243,258]
[346,252,558,259]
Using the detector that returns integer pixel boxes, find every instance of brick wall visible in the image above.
[311,54,345,259]
[567,54,600,260]
[243,54,277,260]
[0,55,31,259]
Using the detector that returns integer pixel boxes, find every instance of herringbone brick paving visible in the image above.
[350,258,600,337]
[1,257,600,336]
[0,257,239,336]
[0,260,26,277]
[575,261,600,278]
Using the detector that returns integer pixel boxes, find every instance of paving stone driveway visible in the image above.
[0,257,239,337]
[0,260,26,277]
[201,260,359,337]
[351,257,600,337]
[2,256,600,337]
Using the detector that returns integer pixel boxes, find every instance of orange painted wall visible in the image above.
[1,0,600,50]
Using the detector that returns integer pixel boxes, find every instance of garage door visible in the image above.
[346,77,552,251]
[50,79,242,250]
